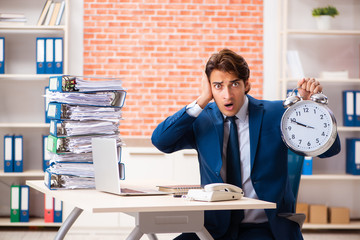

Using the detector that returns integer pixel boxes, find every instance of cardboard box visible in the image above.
[329,207,350,224]
[296,203,309,223]
[309,205,327,224]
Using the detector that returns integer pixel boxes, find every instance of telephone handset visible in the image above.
[187,183,244,202]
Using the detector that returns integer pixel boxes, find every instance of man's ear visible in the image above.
[245,81,251,93]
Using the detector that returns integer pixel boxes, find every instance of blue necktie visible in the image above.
[226,116,244,228]
[226,116,242,187]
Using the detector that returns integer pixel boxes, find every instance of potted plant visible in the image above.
[312,5,339,30]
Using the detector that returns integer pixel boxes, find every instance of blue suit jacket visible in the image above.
[151,95,341,240]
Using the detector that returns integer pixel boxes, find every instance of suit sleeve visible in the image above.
[318,134,341,158]
[151,107,197,153]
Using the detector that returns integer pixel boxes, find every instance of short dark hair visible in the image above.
[205,49,251,94]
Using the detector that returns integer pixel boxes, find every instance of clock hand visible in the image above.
[290,119,315,129]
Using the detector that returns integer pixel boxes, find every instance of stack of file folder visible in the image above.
[44,75,126,190]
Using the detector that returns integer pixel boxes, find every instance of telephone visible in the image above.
[186,183,244,202]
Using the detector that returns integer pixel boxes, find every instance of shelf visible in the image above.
[301,174,360,181]
[280,78,360,83]
[303,220,360,230]
[338,126,360,132]
[0,25,66,31]
[0,74,60,80]
[283,29,360,35]
[0,123,49,128]
[0,217,61,227]
[0,170,44,177]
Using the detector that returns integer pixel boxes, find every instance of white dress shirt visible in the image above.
[186,96,268,223]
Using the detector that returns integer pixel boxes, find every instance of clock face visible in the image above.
[280,100,337,156]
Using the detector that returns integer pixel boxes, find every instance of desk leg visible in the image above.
[54,207,83,240]
[196,227,214,240]
[126,226,144,240]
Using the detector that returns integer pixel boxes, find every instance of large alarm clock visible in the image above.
[280,91,337,157]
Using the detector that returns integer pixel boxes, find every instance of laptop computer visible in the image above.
[92,137,169,196]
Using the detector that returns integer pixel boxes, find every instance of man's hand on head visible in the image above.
[197,73,213,109]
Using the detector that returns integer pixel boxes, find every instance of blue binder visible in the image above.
[343,90,355,126]
[54,38,63,74]
[20,185,29,222]
[36,38,45,74]
[0,37,4,74]
[45,38,54,74]
[46,102,63,120]
[302,156,313,175]
[355,91,360,126]
[43,135,51,172]
[13,135,23,172]
[4,135,14,172]
[54,199,63,222]
[44,87,51,123]
[346,138,360,175]
[48,75,64,92]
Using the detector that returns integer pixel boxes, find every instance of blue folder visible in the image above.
[346,138,360,175]
[302,156,313,175]
[355,91,360,126]
[54,199,63,222]
[43,135,51,172]
[45,38,54,74]
[13,135,23,172]
[36,38,45,74]
[4,135,14,172]
[54,38,63,74]
[343,90,355,126]
[20,185,30,222]
[0,37,4,74]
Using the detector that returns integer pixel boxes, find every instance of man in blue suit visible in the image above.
[151,49,340,240]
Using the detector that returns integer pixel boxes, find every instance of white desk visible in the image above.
[27,180,276,240]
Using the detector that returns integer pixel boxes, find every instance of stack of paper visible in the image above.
[44,75,126,190]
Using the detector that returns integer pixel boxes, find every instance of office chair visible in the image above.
[278,149,306,228]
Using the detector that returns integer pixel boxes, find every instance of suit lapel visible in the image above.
[248,96,264,170]
[206,103,224,158]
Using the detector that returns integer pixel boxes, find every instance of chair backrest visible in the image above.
[287,149,305,201]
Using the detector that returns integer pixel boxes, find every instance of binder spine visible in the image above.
[13,135,23,172]
[54,199,63,222]
[0,37,4,74]
[43,135,51,171]
[4,135,14,172]
[36,38,45,74]
[343,90,355,126]
[44,195,54,222]
[10,185,20,222]
[47,102,63,120]
[45,38,54,74]
[20,185,30,222]
[54,38,63,74]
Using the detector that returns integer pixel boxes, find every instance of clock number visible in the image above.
[290,118,296,123]
[288,126,292,131]
[298,139,302,144]
[323,123,328,128]
[292,134,295,139]
[316,138,320,144]
[296,111,301,116]
[307,141,311,146]
[321,132,325,136]
[313,109,317,114]
[303,107,309,113]
[320,114,324,120]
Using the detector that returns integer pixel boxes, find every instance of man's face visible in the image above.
[209,70,250,117]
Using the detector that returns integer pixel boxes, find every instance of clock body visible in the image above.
[280,100,337,157]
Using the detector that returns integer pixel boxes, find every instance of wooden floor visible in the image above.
[0,227,360,240]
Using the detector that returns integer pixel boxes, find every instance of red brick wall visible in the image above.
[83,0,263,137]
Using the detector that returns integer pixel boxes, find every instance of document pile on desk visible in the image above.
[43,75,126,190]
